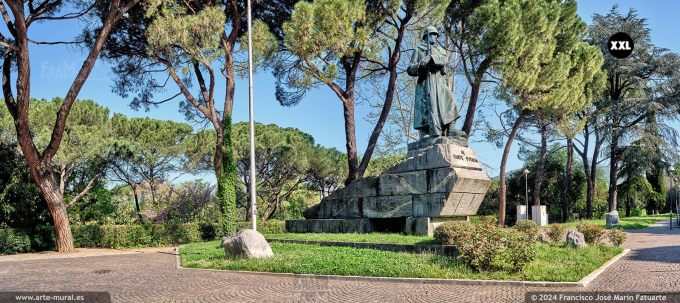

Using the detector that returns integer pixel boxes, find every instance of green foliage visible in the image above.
[146,4,225,64]
[473,0,603,116]
[232,122,315,221]
[433,221,474,245]
[503,229,537,271]
[72,223,207,249]
[546,224,566,243]
[576,221,605,245]
[513,219,539,241]
[235,220,286,234]
[435,221,538,271]
[434,221,505,271]
[0,143,50,228]
[607,228,626,247]
[181,240,620,282]
[219,115,238,237]
[0,228,32,255]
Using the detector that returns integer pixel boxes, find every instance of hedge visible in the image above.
[0,220,286,253]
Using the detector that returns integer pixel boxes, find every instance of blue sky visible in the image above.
[13,0,680,181]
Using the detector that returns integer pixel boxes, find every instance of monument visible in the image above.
[285,26,492,236]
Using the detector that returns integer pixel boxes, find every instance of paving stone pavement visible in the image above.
[0,220,678,303]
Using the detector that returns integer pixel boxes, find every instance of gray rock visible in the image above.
[221,229,273,259]
[605,210,620,228]
[566,229,587,248]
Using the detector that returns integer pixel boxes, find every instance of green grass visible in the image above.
[264,233,435,244]
[180,241,622,282]
[557,214,667,230]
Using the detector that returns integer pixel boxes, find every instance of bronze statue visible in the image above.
[407,26,462,139]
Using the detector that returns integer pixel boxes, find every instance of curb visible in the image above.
[175,245,630,287]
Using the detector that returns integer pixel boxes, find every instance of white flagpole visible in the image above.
[247,0,257,231]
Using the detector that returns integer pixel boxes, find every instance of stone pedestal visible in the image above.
[287,137,491,236]
[532,205,548,226]
[517,205,528,221]
[605,210,620,228]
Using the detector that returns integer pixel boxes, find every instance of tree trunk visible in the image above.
[499,110,527,226]
[532,123,548,206]
[586,134,602,219]
[561,138,574,222]
[132,185,142,220]
[608,136,619,213]
[216,115,237,235]
[38,177,74,252]
[356,15,409,178]
[461,58,490,138]
[342,98,359,185]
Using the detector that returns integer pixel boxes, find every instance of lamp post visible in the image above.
[675,177,679,226]
[524,169,530,220]
[669,167,675,230]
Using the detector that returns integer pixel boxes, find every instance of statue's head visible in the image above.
[422,26,439,45]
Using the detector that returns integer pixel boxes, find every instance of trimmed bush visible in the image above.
[513,220,539,241]
[235,220,286,234]
[546,224,566,243]
[0,228,32,254]
[470,215,497,225]
[503,229,537,271]
[198,222,218,241]
[433,221,474,245]
[435,221,506,271]
[576,221,605,245]
[435,221,538,272]
[608,228,626,247]
[73,223,206,249]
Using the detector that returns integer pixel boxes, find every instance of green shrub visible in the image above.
[0,228,32,254]
[434,221,506,271]
[577,221,605,245]
[72,225,101,247]
[470,215,497,225]
[503,229,537,271]
[608,228,626,247]
[546,224,566,243]
[30,225,56,251]
[198,222,218,241]
[513,220,539,241]
[234,220,286,235]
[433,221,474,245]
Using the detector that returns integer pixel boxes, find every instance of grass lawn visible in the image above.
[556,214,668,230]
[180,240,622,282]
[264,232,435,244]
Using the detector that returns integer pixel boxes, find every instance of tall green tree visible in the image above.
[471,0,603,225]
[108,114,193,215]
[232,123,314,221]
[99,0,298,235]
[0,0,141,252]
[587,7,680,213]
[1,99,112,210]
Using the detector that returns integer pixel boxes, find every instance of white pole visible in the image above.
[247,0,257,231]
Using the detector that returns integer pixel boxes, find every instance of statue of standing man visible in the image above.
[407,26,462,139]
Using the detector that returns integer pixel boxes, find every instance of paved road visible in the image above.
[1,220,679,302]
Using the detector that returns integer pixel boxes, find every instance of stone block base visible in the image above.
[285,219,372,233]
[286,216,468,236]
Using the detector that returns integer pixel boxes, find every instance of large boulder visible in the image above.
[566,229,586,248]
[221,229,273,259]
[605,210,620,228]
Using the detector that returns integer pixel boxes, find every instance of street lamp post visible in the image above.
[524,169,530,220]
[669,167,675,230]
